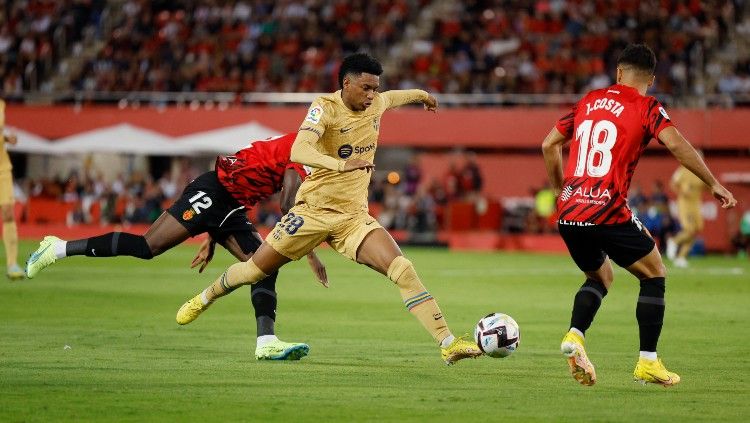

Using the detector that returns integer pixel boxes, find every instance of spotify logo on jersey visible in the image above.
[338,144,353,158]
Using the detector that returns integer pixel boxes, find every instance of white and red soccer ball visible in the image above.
[474,313,520,358]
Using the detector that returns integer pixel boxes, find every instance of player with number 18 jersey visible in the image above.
[555,84,673,225]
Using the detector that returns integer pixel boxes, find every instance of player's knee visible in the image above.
[387,256,418,287]
[1,206,13,222]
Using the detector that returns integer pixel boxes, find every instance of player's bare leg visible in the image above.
[218,234,309,360]
[356,228,481,365]
[27,212,191,278]
[671,225,698,268]
[626,247,680,385]
[1,203,22,280]
[562,258,613,386]
[177,241,291,325]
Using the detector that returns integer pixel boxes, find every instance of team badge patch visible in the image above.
[305,105,323,124]
[182,209,195,221]
[338,144,353,158]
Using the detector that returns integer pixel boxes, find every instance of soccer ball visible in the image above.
[474,313,520,358]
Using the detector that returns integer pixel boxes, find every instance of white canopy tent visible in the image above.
[7,121,282,156]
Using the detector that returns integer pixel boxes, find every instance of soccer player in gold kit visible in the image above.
[176,53,482,365]
[0,99,24,280]
[667,160,707,268]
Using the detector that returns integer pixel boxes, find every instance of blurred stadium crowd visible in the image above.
[2,1,748,254]
[1,0,749,104]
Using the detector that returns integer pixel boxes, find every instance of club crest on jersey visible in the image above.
[338,144,353,158]
[182,209,195,221]
[305,105,323,124]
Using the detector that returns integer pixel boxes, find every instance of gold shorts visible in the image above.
[0,171,14,205]
[266,203,382,261]
[678,208,704,233]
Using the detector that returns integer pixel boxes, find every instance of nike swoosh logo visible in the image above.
[29,244,51,263]
[652,374,672,384]
[340,127,352,133]
[366,221,374,225]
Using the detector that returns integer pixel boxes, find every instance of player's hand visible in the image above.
[343,158,374,173]
[423,95,438,112]
[306,251,328,288]
[4,132,18,145]
[711,184,737,209]
[190,238,216,273]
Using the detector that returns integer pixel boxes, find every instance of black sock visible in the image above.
[66,232,153,259]
[636,277,665,352]
[570,279,608,334]
[251,271,278,336]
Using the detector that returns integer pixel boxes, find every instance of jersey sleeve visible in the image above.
[298,98,330,138]
[382,89,429,110]
[644,98,674,140]
[555,101,579,139]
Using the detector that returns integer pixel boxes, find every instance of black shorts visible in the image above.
[557,218,656,271]
[167,171,256,245]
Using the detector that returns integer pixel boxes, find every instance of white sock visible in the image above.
[200,289,211,306]
[569,327,585,338]
[257,335,278,348]
[440,334,455,348]
[640,351,658,360]
[54,240,67,259]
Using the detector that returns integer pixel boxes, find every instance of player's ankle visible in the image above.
[639,351,657,360]
[440,334,455,348]
[257,335,278,348]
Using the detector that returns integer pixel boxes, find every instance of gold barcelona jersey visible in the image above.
[0,100,12,172]
[672,166,704,204]
[295,89,428,213]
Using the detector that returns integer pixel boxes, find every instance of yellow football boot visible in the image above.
[561,330,596,386]
[25,236,61,278]
[7,264,25,281]
[633,357,681,387]
[176,294,211,325]
[441,336,483,365]
[255,339,310,360]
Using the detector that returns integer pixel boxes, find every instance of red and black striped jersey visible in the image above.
[215,133,308,208]
[555,84,673,225]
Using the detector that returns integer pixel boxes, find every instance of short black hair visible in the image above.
[338,53,383,88]
[617,44,656,74]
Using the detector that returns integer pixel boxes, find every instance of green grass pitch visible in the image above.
[2,241,748,422]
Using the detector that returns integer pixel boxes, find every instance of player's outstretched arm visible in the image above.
[541,126,569,196]
[658,126,737,209]
[382,89,437,111]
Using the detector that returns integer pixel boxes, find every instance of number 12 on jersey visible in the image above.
[574,119,617,177]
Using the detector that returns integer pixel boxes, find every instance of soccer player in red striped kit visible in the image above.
[26,133,327,360]
[542,44,736,386]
